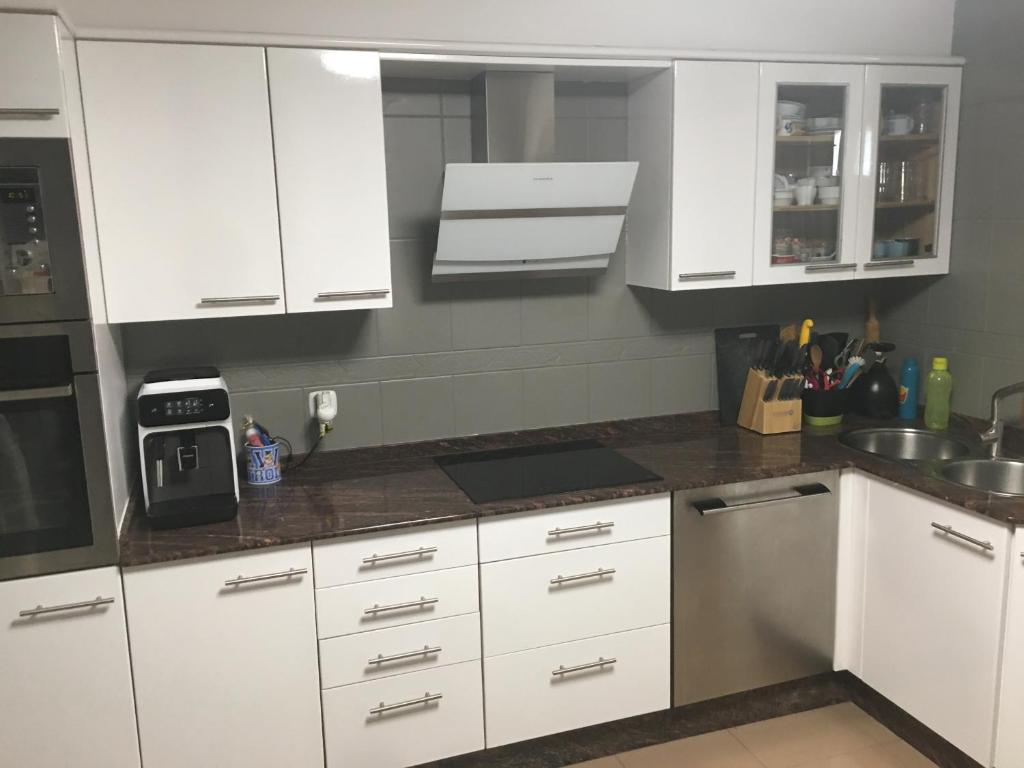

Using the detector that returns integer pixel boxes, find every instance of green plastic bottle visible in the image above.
[924,357,953,430]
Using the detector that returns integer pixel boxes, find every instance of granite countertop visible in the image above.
[119,411,1024,567]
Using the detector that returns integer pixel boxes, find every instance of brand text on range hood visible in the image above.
[432,71,638,281]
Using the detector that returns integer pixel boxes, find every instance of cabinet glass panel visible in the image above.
[870,85,946,263]
[770,84,848,269]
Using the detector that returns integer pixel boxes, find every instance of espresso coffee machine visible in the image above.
[137,367,239,529]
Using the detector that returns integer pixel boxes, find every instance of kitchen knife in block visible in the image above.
[737,369,803,435]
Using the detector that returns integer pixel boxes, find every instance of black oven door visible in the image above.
[0,323,117,580]
[0,138,89,324]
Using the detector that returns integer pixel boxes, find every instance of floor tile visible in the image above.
[730,703,896,768]
[787,740,937,767]
[617,730,764,768]
[567,758,624,768]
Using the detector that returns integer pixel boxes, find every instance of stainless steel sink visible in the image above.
[939,459,1024,496]
[839,428,973,462]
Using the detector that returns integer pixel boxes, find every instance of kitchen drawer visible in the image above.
[314,520,477,588]
[322,659,484,768]
[481,536,669,657]
[484,624,670,748]
[320,612,481,689]
[478,493,669,563]
[317,564,478,639]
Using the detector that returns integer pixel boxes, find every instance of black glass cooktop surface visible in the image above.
[435,439,662,504]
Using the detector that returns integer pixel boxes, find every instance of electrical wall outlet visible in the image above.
[308,390,337,418]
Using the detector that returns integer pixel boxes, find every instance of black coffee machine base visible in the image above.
[145,493,239,530]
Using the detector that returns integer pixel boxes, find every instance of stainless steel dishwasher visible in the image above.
[673,471,839,706]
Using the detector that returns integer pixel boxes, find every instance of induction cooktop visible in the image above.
[435,439,662,504]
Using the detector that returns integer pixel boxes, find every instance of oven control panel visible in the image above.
[138,389,230,428]
[0,168,46,244]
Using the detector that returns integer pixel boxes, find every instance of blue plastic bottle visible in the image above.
[898,357,919,421]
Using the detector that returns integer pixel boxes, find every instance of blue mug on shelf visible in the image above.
[246,442,281,486]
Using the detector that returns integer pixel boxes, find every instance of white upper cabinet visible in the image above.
[0,567,141,767]
[267,48,392,313]
[854,65,961,279]
[859,478,1009,766]
[753,63,865,286]
[78,42,285,322]
[0,13,66,137]
[627,61,758,290]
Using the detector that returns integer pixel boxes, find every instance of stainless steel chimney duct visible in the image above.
[471,71,556,163]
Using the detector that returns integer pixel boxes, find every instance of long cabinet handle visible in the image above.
[200,295,280,305]
[0,384,73,403]
[547,521,614,537]
[678,270,736,281]
[19,596,114,618]
[365,596,438,615]
[362,546,437,565]
[863,259,914,270]
[552,657,617,677]
[369,692,442,716]
[224,567,307,587]
[0,107,60,116]
[805,263,856,273]
[693,483,831,516]
[368,645,442,666]
[550,567,616,586]
[931,522,994,552]
[316,289,390,300]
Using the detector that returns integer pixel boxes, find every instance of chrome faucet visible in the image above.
[980,381,1024,458]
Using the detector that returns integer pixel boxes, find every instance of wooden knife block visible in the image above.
[737,369,803,435]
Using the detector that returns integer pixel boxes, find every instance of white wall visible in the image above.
[9,0,955,56]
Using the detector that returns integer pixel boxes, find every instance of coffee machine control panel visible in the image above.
[139,388,230,428]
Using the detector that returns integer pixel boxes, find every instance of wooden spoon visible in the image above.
[810,344,823,373]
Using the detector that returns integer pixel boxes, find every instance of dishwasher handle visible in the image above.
[692,483,831,516]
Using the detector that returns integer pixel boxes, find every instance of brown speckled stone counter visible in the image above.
[118,411,1024,567]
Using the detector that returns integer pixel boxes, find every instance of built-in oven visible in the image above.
[0,138,89,324]
[0,320,117,580]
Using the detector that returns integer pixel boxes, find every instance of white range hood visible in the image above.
[432,71,639,281]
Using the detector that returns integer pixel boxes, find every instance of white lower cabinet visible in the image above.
[123,545,323,768]
[997,539,1024,767]
[859,478,1010,765]
[485,624,670,748]
[0,567,140,767]
[323,659,484,768]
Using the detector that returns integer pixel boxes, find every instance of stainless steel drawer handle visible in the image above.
[317,289,390,300]
[550,567,616,586]
[364,596,439,615]
[368,645,442,666]
[552,656,617,677]
[369,692,442,716]
[692,483,831,516]
[678,270,736,281]
[362,546,438,565]
[0,384,73,403]
[0,107,60,116]
[200,295,280,305]
[224,567,307,586]
[547,521,614,537]
[805,263,856,273]
[19,596,114,618]
[864,259,914,270]
[931,522,994,552]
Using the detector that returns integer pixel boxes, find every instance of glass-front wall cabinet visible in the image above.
[857,66,961,278]
[754,64,864,286]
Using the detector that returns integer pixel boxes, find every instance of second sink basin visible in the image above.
[839,428,973,462]
[940,459,1024,496]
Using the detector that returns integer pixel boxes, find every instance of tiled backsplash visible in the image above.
[121,80,913,452]
[881,0,1024,418]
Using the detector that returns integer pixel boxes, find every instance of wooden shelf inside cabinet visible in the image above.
[875,199,936,210]
[775,133,840,145]
[774,203,840,213]
[879,133,940,144]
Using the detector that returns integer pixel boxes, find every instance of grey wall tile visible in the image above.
[587,118,627,161]
[651,355,714,416]
[377,240,453,355]
[440,83,472,117]
[586,83,628,118]
[384,116,444,240]
[231,388,309,453]
[380,376,454,444]
[555,117,588,162]
[588,359,652,422]
[522,365,589,429]
[554,82,588,118]
[588,242,650,340]
[453,370,524,436]
[303,382,383,451]
[520,278,589,345]
[642,289,715,336]
[382,78,442,116]
[442,117,472,163]
[450,280,522,350]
